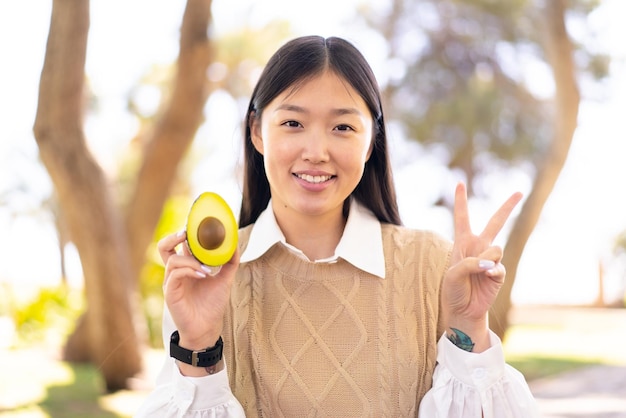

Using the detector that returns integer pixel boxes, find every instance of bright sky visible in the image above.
[1,0,625,305]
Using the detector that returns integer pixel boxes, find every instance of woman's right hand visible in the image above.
[157,230,240,351]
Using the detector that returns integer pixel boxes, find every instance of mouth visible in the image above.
[294,173,334,184]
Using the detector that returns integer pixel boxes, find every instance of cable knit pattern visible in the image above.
[391,227,419,416]
[224,224,452,417]
[376,273,392,418]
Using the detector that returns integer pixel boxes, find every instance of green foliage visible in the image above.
[358,0,605,198]
[140,194,191,348]
[384,0,547,157]
[11,285,84,345]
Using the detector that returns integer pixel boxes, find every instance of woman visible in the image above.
[136,35,537,417]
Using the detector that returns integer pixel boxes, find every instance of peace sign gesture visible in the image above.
[442,182,523,352]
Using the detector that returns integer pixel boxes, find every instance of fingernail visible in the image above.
[196,270,207,278]
[201,264,222,276]
[478,260,495,270]
[177,230,186,238]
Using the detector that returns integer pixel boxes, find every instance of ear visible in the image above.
[249,112,264,155]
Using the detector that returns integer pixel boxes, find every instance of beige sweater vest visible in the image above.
[223,224,452,417]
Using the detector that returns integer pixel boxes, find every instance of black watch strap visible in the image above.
[170,331,223,367]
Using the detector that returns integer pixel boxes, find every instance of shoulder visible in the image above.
[381,223,452,252]
[381,223,453,269]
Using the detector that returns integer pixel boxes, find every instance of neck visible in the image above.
[272,202,347,261]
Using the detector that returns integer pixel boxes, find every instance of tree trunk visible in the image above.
[490,0,580,339]
[124,0,215,282]
[33,0,141,391]
[51,195,69,283]
[33,0,216,391]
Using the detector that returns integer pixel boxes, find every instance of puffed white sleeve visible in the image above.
[134,307,246,418]
[419,331,539,418]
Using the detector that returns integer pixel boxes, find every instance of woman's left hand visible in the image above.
[442,182,523,351]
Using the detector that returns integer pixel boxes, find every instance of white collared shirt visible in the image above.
[240,199,386,279]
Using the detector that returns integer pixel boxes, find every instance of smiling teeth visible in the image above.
[296,174,332,184]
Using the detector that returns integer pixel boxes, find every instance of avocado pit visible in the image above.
[197,216,226,250]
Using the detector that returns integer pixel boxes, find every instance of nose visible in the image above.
[301,130,330,163]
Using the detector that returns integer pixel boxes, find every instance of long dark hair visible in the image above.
[239,35,401,228]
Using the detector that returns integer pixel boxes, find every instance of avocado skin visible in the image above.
[186,192,238,266]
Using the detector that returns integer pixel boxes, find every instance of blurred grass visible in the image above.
[503,307,626,382]
[0,284,139,418]
[507,355,602,381]
[38,364,117,418]
[0,346,152,418]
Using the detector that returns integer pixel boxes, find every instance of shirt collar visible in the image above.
[240,199,386,279]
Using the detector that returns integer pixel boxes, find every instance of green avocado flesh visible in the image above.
[186,192,237,266]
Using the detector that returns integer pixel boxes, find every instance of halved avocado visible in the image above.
[186,192,238,267]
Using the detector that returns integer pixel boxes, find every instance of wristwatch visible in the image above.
[169,330,223,367]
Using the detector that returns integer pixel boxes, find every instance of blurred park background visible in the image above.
[1,0,625,416]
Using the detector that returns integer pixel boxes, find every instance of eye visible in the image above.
[282,120,302,128]
[334,124,354,132]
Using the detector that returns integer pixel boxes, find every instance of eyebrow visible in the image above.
[275,104,363,116]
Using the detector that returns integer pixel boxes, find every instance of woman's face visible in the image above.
[251,70,374,221]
